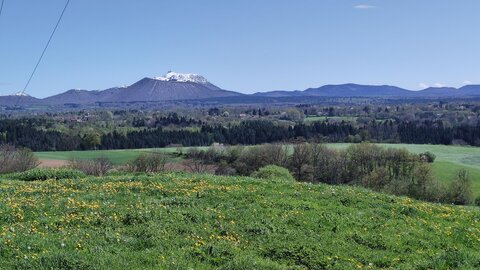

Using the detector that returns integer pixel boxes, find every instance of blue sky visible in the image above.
[0,0,479,97]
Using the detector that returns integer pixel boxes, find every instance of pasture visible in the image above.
[0,173,479,269]
[34,147,187,165]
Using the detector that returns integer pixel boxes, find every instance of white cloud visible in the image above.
[354,5,377,9]
[434,83,445,88]
[419,83,429,89]
[463,80,472,85]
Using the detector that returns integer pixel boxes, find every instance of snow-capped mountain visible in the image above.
[0,92,42,106]
[3,71,480,108]
[153,72,209,84]
[42,72,242,104]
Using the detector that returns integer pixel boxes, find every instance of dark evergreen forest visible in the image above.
[1,118,480,151]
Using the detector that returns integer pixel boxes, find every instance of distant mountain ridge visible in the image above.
[254,84,480,98]
[1,72,480,107]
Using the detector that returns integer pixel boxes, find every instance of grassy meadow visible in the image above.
[0,172,479,269]
[34,148,186,165]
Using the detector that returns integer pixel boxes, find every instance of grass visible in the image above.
[34,147,201,165]
[0,172,479,269]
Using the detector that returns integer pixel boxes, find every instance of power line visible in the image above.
[18,0,70,97]
[0,0,4,20]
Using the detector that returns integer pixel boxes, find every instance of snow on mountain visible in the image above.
[153,71,209,84]
[11,91,30,97]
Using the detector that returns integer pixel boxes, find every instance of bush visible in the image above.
[69,156,113,176]
[444,170,473,205]
[251,165,295,183]
[126,153,167,173]
[228,144,288,176]
[12,168,86,181]
[362,167,390,191]
[214,161,236,176]
[182,159,209,173]
[0,144,39,174]
[409,163,436,201]
[419,152,436,163]
[474,196,480,206]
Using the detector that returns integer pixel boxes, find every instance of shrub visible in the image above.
[214,161,236,176]
[126,153,167,173]
[185,147,224,164]
[224,146,244,164]
[233,146,271,176]
[419,152,436,163]
[251,165,295,183]
[227,144,288,176]
[474,196,480,206]
[0,144,39,174]
[69,156,113,176]
[445,170,473,205]
[12,168,86,181]
[182,144,289,176]
[382,177,411,197]
[182,159,209,173]
[362,167,390,191]
[260,144,289,167]
[409,163,436,201]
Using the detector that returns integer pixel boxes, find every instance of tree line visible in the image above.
[1,118,480,151]
[184,143,475,205]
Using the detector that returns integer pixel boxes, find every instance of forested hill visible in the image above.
[1,118,480,151]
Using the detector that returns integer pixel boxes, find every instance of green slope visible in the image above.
[0,173,479,269]
[34,147,185,165]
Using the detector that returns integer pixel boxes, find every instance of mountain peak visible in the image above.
[11,91,30,97]
[153,71,208,84]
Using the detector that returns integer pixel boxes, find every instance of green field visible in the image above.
[0,172,479,269]
[34,148,187,165]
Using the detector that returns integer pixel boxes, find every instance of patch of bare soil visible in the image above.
[39,159,69,168]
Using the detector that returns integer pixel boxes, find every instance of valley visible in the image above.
[2,1,479,268]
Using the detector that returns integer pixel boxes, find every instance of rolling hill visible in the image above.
[0,172,478,269]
